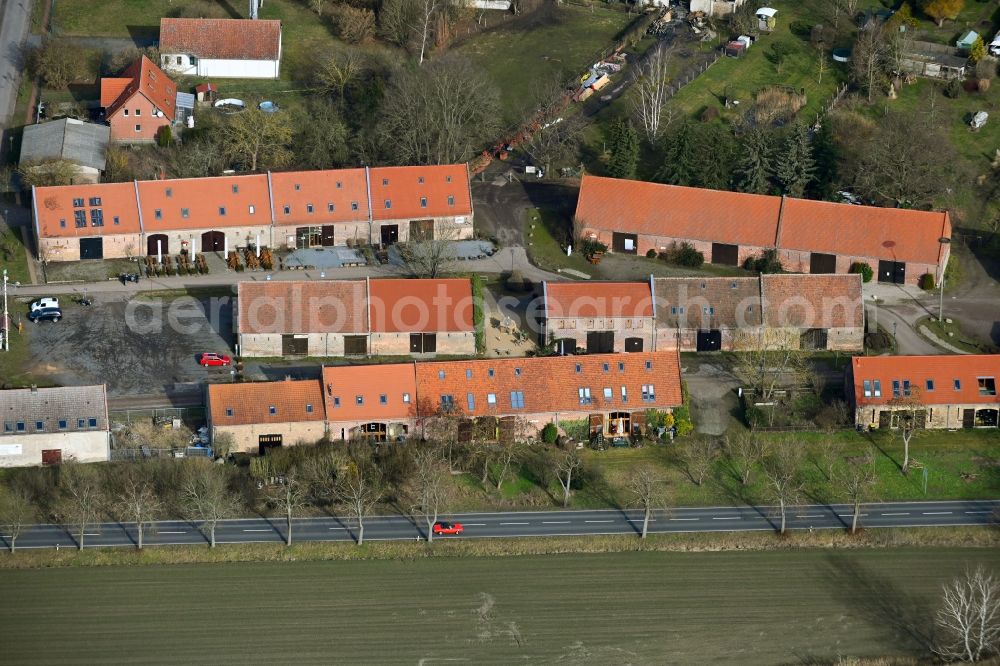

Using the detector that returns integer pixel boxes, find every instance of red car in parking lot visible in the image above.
[432,521,464,536]
[199,353,232,367]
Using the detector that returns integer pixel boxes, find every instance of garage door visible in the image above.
[612,232,638,254]
[711,243,738,266]
[625,337,643,352]
[410,333,437,353]
[201,230,225,253]
[586,331,614,354]
[696,329,722,352]
[344,335,367,356]
[281,335,308,356]
[809,252,837,274]
[878,260,906,284]
[79,237,103,260]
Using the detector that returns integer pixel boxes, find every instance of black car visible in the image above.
[28,306,62,323]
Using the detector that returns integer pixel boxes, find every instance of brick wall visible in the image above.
[39,233,143,261]
[108,95,171,143]
[368,331,475,356]
[546,316,656,352]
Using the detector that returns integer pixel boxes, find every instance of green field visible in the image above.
[1,548,996,664]
[458,4,634,127]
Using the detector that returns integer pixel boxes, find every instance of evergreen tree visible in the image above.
[734,126,773,194]
[606,118,639,179]
[808,121,838,200]
[774,122,815,198]
[655,120,700,186]
[656,121,737,189]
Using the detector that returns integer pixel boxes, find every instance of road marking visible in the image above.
[626,518,656,522]
[796,514,823,518]
[712,517,741,520]
[159,531,186,534]
[670,518,698,521]
[83,533,100,536]
[965,510,992,515]
[923,511,952,515]
[500,522,529,526]
[462,523,487,526]
[328,527,348,531]
[542,521,570,524]
[881,512,910,516]
[242,529,271,532]
[585,520,614,523]
[837,513,868,518]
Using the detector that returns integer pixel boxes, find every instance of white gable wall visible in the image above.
[0,431,109,467]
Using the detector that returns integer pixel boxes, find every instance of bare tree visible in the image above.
[336,468,382,546]
[723,430,769,487]
[412,449,451,542]
[221,108,294,172]
[493,439,522,491]
[888,388,924,474]
[58,462,103,551]
[733,329,809,427]
[935,566,1000,662]
[627,466,665,539]
[762,441,805,535]
[679,436,718,486]
[631,44,673,143]
[554,450,583,508]
[310,0,327,15]
[522,117,585,176]
[111,468,163,550]
[181,463,241,548]
[313,50,363,100]
[380,0,419,47]
[17,160,80,187]
[269,473,307,546]
[380,56,501,165]
[397,227,457,278]
[835,450,878,534]
[811,439,846,482]
[852,23,889,103]
[414,0,439,65]
[0,485,36,553]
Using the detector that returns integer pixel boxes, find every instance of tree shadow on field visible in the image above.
[821,553,936,659]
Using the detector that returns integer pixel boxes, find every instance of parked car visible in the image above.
[30,297,59,312]
[432,521,464,536]
[199,353,232,367]
[28,307,62,323]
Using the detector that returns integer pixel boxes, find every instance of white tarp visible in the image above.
[756,7,777,18]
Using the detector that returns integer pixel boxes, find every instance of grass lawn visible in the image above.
[917,314,991,354]
[458,4,635,127]
[524,207,596,276]
[0,548,995,664]
[52,0,227,37]
[455,428,1000,512]
[1,225,31,285]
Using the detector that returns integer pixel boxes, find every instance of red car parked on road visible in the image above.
[199,353,232,367]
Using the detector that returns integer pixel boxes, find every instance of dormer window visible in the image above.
[232,185,239,193]
[294,184,301,191]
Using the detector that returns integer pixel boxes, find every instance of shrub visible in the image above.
[944,78,963,99]
[540,423,558,444]
[919,272,935,290]
[944,254,961,286]
[743,249,783,273]
[660,241,704,268]
[579,238,608,257]
[156,125,172,148]
[849,261,874,283]
[645,249,658,259]
[672,405,694,437]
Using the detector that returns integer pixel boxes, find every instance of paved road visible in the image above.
[0,0,33,131]
[5,500,996,550]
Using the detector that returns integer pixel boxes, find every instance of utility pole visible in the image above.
[938,275,945,323]
[2,269,8,352]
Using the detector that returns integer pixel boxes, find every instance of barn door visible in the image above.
[625,337,643,352]
[586,331,614,353]
[809,252,836,274]
[321,226,336,247]
[79,238,103,260]
[281,334,308,356]
[711,243,738,266]
[258,434,282,455]
[612,232,638,254]
[696,329,722,352]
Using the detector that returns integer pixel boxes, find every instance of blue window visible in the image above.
[268,406,276,415]
[618,362,625,372]
[77,419,85,428]
[306,404,314,413]
[903,380,911,397]
[575,364,581,373]
[602,363,609,372]
[641,385,655,402]
[645,360,652,370]
[113,216,120,225]
[510,391,525,409]
[514,368,521,376]
[892,380,901,398]
[488,368,495,377]
[954,379,961,390]
[74,210,86,228]
[380,394,387,405]
[58,419,67,429]
[328,203,335,212]
[863,380,872,398]
[441,395,454,410]
[88,418,97,428]
[439,370,445,379]
[219,207,227,216]
[467,393,475,411]
[926,379,935,391]
[356,395,364,406]
[181,208,189,218]
[333,397,341,407]
[225,408,233,417]
[155,209,162,220]
[466,369,472,379]
[35,421,44,431]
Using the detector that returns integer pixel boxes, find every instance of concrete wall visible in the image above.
[39,232,142,262]
[162,55,280,79]
[855,403,1000,430]
[690,0,746,16]
[212,421,327,453]
[0,432,109,467]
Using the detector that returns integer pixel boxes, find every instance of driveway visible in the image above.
[472,178,579,248]
[680,357,742,436]
[20,291,233,396]
[0,0,33,131]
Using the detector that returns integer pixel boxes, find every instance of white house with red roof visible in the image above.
[849,355,1000,429]
[159,18,282,79]
[100,55,177,143]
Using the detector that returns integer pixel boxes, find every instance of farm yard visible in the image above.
[1,548,996,664]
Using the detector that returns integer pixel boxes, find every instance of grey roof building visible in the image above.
[0,385,110,466]
[19,118,111,172]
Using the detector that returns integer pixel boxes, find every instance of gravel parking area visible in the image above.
[21,292,233,396]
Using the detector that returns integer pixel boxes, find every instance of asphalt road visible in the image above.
[0,0,32,131]
[5,500,997,550]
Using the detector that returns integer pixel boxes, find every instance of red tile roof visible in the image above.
[33,182,142,238]
[413,352,682,417]
[369,165,472,222]
[576,175,782,248]
[238,281,368,335]
[368,278,474,333]
[208,379,325,426]
[270,169,370,226]
[100,78,130,107]
[159,18,282,60]
[138,174,271,231]
[761,274,863,329]
[779,198,951,265]
[653,277,762,328]
[102,56,176,121]
[576,175,952,266]
[544,281,654,318]
[852,355,1000,406]
[322,364,418,421]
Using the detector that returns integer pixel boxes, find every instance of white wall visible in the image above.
[199,59,280,79]
[0,432,109,467]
